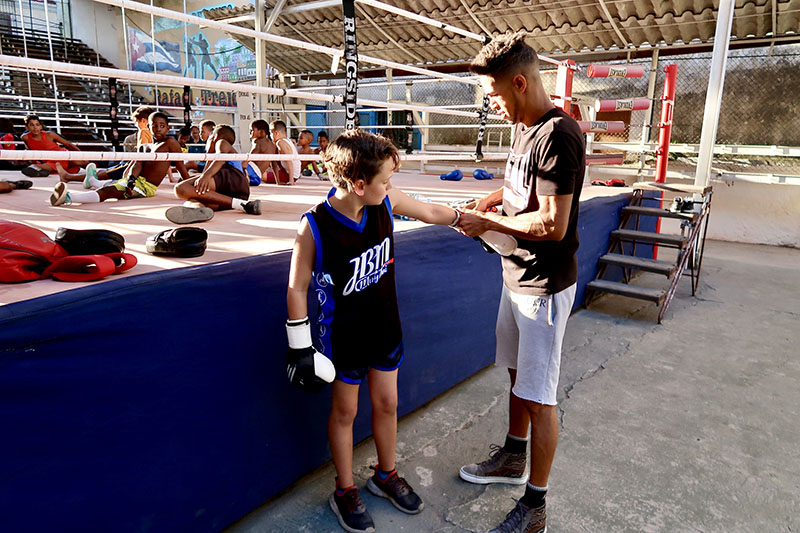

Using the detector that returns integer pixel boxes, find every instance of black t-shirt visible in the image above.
[501,107,586,295]
[305,190,402,371]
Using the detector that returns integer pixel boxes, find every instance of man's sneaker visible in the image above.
[50,182,72,206]
[489,500,546,533]
[329,486,375,533]
[366,466,424,514]
[243,199,261,215]
[166,206,214,224]
[459,444,527,485]
[83,162,97,189]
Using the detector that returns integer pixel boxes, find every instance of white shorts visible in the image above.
[495,283,576,406]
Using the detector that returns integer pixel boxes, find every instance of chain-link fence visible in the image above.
[300,43,799,175]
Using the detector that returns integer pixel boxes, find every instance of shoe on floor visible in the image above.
[489,500,546,533]
[329,487,375,533]
[243,199,261,215]
[166,206,214,224]
[83,162,97,189]
[6,180,33,190]
[50,182,72,206]
[22,166,51,178]
[366,466,424,514]
[459,444,528,485]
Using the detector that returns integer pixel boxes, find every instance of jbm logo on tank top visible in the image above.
[343,237,392,296]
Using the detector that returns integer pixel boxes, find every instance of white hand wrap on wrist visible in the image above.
[286,317,313,349]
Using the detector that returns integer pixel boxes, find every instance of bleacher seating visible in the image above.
[0,28,151,149]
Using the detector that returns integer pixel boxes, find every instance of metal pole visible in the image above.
[254,0,265,119]
[694,0,736,188]
[121,5,133,112]
[638,49,659,181]
[17,0,33,108]
[151,0,158,108]
[42,0,61,132]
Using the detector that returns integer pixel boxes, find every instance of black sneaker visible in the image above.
[22,166,50,177]
[489,500,546,533]
[243,199,261,215]
[366,465,424,514]
[329,486,375,533]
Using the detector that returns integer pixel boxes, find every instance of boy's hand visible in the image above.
[194,174,214,195]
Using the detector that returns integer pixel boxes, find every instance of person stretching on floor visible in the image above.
[21,114,88,177]
[0,180,33,194]
[55,105,156,185]
[49,112,189,206]
[298,129,325,179]
[168,124,261,224]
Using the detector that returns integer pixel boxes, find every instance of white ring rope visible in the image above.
[0,150,509,162]
[91,0,478,85]
[0,55,502,121]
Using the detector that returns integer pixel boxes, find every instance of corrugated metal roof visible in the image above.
[203,0,800,75]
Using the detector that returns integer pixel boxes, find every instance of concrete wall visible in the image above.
[70,0,121,67]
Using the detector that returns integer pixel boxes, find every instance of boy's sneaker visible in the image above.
[459,444,527,485]
[366,466,424,514]
[243,199,261,215]
[50,182,72,206]
[489,500,546,533]
[329,486,375,533]
[83,162,97,189]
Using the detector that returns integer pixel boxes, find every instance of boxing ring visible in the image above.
[0,2,667,530]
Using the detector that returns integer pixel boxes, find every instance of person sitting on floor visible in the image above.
[49,111,189,207]
[168,124,261,224]
[20,114,88,177]
[184,119,216,173]
[298,129,325,179]
[0,118,30,172]
[55,105,156,185]
[247,119,278,185]
[266,120,300,185]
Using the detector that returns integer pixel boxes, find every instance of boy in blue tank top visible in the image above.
[286,129,462,533]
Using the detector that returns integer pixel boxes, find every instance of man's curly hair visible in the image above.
[324,129,399,190]
[469,31,539,78]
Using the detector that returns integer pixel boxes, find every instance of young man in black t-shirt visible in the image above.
[456,32,586,533]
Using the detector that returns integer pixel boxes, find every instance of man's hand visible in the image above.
[457,209,493,237]
[194,174,214,195]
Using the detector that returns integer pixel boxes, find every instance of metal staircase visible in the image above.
[587,181,713,322]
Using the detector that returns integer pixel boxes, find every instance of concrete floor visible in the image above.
[225,239,800,533]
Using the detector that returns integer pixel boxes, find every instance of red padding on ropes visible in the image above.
[595,97,650,112]
[578,121,626,134]
[587,65,645,78]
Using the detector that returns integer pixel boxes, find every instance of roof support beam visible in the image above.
[265,0,287,32]
[355,0,485,42]
[282,0,340,15]
[458,0,492,37]
[355,3,424,63]
[597,0,631,49]
[694,0,736,188]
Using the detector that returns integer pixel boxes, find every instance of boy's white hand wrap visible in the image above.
[285,317,336,391]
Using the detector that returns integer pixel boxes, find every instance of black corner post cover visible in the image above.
[108,78,120,151]
[475,95,489,162]
[182,86,192,129]
[342,0,358,131]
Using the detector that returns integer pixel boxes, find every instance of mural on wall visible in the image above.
[128,27,182,73]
